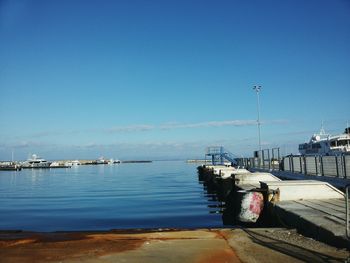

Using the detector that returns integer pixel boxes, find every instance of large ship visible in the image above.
[22,154,51,168]
[298,127,350,155]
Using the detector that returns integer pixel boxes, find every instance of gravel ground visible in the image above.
[225,228,350,262]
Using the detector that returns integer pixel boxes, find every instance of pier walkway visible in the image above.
[248,168,350,247]
[251,168,350,190]
[260,179,349,248]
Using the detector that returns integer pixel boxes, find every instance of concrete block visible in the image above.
[233,172,281,185]
[260,180,345,201]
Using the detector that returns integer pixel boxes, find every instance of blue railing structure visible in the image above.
[205,146,238,165]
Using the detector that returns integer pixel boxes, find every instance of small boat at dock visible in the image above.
[108,159,121,165]
[0,162,22,171]
[50,162,71,168]
[64,160,81,167]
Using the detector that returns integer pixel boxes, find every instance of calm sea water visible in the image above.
[0,161,225,231]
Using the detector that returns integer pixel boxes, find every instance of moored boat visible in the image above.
[22,154,51,168]
[298,126,350,155]
[0,162,22,171]
[50,162,71,168]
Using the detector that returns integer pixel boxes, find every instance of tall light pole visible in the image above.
[253,85,262,151]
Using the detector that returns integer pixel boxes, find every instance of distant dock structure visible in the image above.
[205,146,238,166]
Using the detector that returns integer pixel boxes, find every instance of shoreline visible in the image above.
[0,228,348,262]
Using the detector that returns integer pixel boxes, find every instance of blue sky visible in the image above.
[1,0,349,160]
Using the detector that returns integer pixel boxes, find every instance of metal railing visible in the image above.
[282,155,349,178]
[206,146,224,155]
[236,148,350,179]
[346,184,350,239]
[237,148,350,239]
[205,146,238,166]
[237,148,282,171]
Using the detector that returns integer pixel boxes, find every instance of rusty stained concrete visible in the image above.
[0,228,349,263]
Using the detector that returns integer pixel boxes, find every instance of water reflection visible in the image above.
[198,170,237,226]
[0,162,225,231]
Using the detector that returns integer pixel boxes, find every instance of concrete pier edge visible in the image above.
[268,202,350,249]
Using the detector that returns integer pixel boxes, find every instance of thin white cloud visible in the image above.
[160,120,257,129]
[103,119,288,133]
[2,120,289,143]
[105,124,155,133]
[0,141,56,149]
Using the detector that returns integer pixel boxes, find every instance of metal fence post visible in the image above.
[346,184,350,239]
[270,147,280,171]
[288,156,292,172]
[304,156,307,175]
[344,155,347,179]
[220,147,224,165]
[335,155,339,178]
[320,156,324,176]
[268,149,271,170]
[299,156,303,174]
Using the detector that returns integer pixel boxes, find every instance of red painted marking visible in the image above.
[249,192,263,215]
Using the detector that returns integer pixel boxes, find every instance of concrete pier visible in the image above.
[0,228,348,262]
[198,165,350,248]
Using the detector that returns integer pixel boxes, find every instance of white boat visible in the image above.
[50,162,61,167]
[108,159,121,165]
[96,157,107,164]
[50,162,71,168]
[22,154,51,168]
[64,160,80,166]
[72,160,81,166]
[299,127,350,155]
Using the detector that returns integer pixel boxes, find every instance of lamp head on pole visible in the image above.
[253,85,262,92]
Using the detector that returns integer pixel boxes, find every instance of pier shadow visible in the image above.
[199,169,248,226]
[241,228,348,262]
